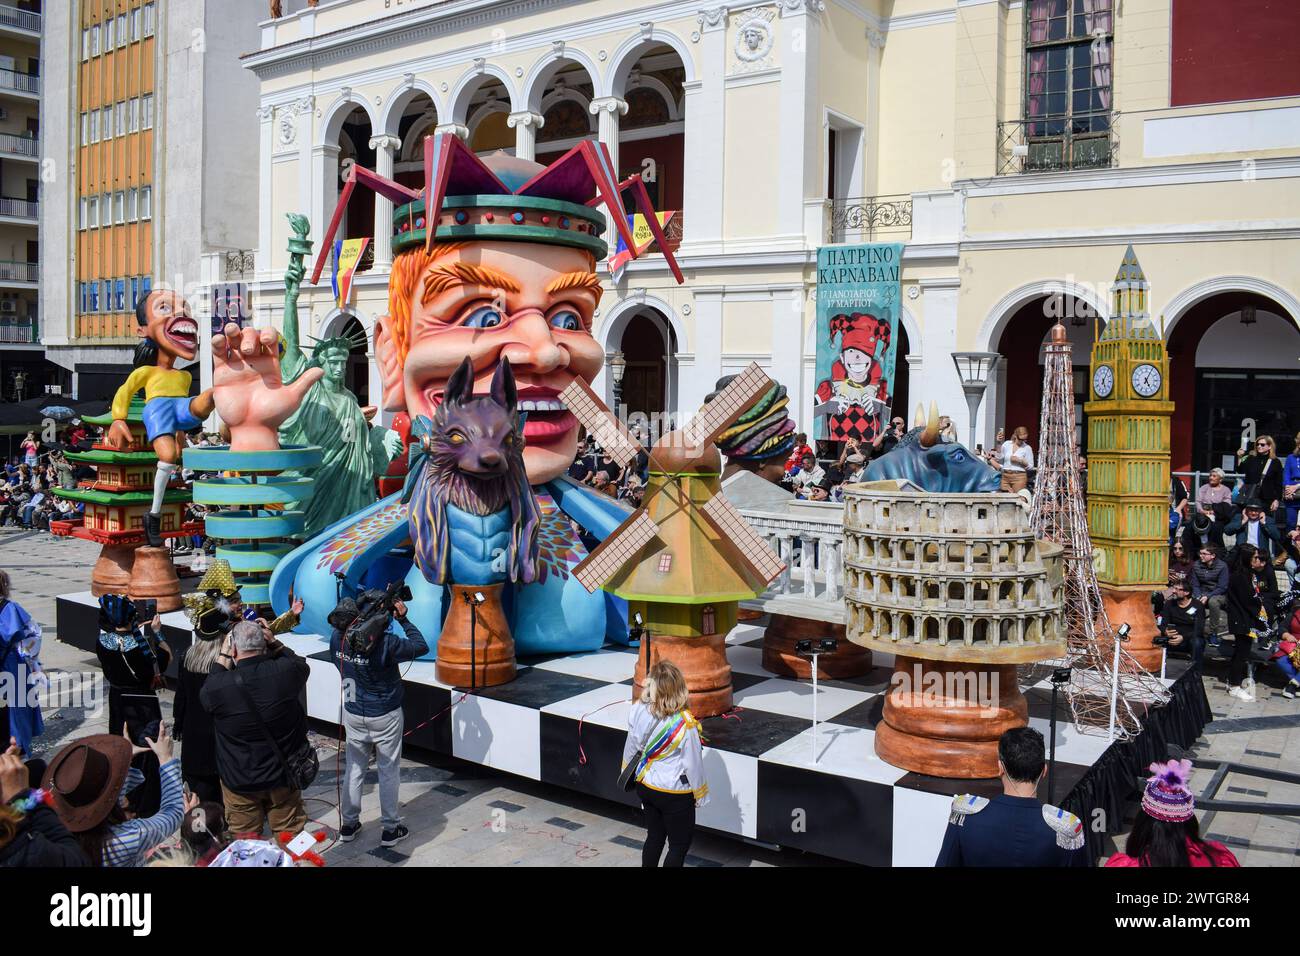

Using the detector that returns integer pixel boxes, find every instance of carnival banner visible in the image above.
[331,237,370,308]
[813,242,903,443]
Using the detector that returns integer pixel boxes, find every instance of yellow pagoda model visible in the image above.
[1084,246,1173,669]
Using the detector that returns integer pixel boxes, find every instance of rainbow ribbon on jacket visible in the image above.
[633,711,697,782]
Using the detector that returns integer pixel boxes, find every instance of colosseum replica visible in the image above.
[842,483,1066,778]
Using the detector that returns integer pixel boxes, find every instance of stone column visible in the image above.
[683,7,729,252]
[776,0,824,242]
[256,105,274,278]
[369,133,401,270]
[507,110,544,161]
[686,288,724,414]
[434,123,469,140]
[588,96,628,173]
[310,143,341,265]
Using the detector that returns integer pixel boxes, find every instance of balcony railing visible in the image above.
[825,195,913,245]
[0,259,36,282]
[0,196,36,218]
[0,5,40,32]
[997,113,1119,175]
[0,67,38,95]
[0,319,36,343]
[0,131,36,156]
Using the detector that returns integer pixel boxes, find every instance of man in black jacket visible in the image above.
[200,619,311,841]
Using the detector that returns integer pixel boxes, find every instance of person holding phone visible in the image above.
[95,595,171,817]
[42,724,197,867]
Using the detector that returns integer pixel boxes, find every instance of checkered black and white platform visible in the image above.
[56,590,1186,866]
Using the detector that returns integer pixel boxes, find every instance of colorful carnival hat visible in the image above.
[708,376,796,463]
[1140,758,1196,823]
[310,133,683,284]
[182,558,241,628]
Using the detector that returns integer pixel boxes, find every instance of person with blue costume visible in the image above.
[0,569,44,756]
[270,138,683,658]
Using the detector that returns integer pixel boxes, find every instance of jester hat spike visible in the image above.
[310,134,684,286]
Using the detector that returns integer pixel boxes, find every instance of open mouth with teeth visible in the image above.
[515,388,575,443]
[423,382,577,447]
[163,315,199,355]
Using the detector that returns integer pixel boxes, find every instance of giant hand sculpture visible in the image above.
[212,322,322,451]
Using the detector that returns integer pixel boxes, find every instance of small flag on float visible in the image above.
[331,237,370,308]
[607,211,675,283]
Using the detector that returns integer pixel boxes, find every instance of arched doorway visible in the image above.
[992,294,1100,451]
[891,321,912,430]
[336,106,375,244]
[611,43,685,226]
[612,311,677,437]
[1167,292,1300,472]
[392,91,437,192]
[533,59,598,165]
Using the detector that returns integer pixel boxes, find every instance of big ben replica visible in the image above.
[1085,246,1173,671]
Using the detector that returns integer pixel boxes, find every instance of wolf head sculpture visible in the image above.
[408,356,540,586]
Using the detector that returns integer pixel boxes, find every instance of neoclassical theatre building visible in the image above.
[235,0,1300,472]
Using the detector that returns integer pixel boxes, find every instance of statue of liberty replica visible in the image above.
[278,214,404,539]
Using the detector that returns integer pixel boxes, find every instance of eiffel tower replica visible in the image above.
[1028,322,1169,738]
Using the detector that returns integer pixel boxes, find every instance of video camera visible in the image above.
[330,580,413,656]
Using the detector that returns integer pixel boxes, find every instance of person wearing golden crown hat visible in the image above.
[184,560,302,642]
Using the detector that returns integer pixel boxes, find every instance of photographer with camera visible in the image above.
[200,619,312,842]
[329,584,427,848]
[1153,579,1205,668]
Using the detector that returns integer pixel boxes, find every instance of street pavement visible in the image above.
[5,525,1297,866]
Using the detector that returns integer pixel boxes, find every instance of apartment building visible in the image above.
[40,0,265,400]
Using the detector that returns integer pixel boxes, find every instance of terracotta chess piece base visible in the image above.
[1099,586,1162,672]
[127,546,183,612]
[91,544,137,596]
[762,614,871,679]
[874,656,1027,779]
[632,631,733,718]
[436,583,516,688]
[736,607,764,622]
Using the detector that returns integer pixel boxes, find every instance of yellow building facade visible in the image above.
[242,0,1300,476]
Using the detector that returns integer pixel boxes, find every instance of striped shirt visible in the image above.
[102,758,184,868]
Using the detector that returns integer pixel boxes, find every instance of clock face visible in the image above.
[1131,363,1162,398]
[1093,365,1114,398]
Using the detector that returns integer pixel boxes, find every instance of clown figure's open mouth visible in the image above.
[421,382,576,446]
[515,387,574,444]
[163,316,199,354]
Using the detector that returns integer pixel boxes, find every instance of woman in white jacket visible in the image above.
[622,660,708,867]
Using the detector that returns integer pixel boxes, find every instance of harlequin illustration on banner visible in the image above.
[813,243,903,443]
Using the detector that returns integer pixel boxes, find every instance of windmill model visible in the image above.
[562,363,787,717]
[1030,322,1170,739]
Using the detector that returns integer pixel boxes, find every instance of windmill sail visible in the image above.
[700,494,786,587]
[572,510,660,593]
[682,363,772,449]
[559,377,644,469]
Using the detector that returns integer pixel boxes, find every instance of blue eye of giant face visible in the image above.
[949,450,966,463]
[463,306,503,329]
[550,311,581,331]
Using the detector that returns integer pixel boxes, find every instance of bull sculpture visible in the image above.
[863,403,1002,494]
